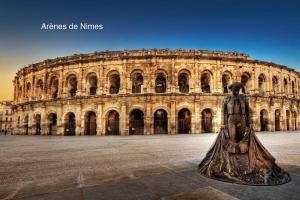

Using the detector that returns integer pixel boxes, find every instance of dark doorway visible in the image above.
[154,109,168,134]
[286,110,290,131]
[201,109,213,133]
[24,115,29,135]
[85,112,97,135]
[129,109,144,135]
[106,110,120,135]
[260,109,268,131]
[64,113,76,136]
[275,110,280,131]
[48,113,57,135]
[178,108,191,134]
[35,114,41,135]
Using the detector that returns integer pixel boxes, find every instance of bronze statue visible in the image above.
[198,82,290,185]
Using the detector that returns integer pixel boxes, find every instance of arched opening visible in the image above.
[35,114,41,135]
[258,74,266,94]
[132,72,144,93]
[87,73,98,95]
[201,72,211,93]
[222,72,231,93]
[260,109,268,131]
[275,109,281,131]
[292,81,295,94]
[24,115,29,135]
[272,76,279,94]
[36,79,43,99]
[109,73,120,94]
[286,110,290,131]
[201,109,213,133]
[292,111,297,130]
[178,72,189,93]
[25,83,31,100]
[155,73,167,93]
[66,75,77,97]
[64,113,76,136]
[49,76,59,98]
[106,110,120,135]
[154,109,168,134]
[178,108,191,134]
[48,113,57,135]
[284,78,288,93]
[241,72,251,93]
[84,111,97,135]
[129,109,144,135]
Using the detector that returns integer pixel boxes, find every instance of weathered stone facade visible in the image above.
[11,49,300,136]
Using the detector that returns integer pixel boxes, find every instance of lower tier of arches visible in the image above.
[12,95,300,135]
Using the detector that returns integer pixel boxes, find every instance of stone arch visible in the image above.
[154,109,168,134]
[131,70,144,93]
[84,111,97,135]
[129,109,144,135]
[260,109,269,131]
[86,72,98,95]
[272,76,279,94]
[201,108,213,133]
[222,71,232,93]
[66,74,77,97]
[106,110,120,135]
[292,110,297,130]
[291,80,295,94]
[283,78,288,93]
[274,109,281,131]
[178,108,191,134]
[64,112,76,136]
[155,70,167,93]
[241,72,252,93]
[33,113,42,135]
[47,113,57,135]
[49,76,59,98]
[36,79,43,99]
[286,110,290,131]
[258,73,266,93]
[108,70,120,94]
[178,69,190,93]
[24,114,29,135]
[201,70,212,93]
[25,82,31,99]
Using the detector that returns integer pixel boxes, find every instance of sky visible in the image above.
[0,0,300,100]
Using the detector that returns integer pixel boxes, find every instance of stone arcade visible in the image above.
[11,49,300,136]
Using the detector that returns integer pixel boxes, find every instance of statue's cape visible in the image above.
[198,128,290,185]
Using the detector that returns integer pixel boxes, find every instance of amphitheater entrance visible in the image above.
[84,111,97,135]
[48,113,57,135]
[275,109,281,131]
[154,109,168,134]
[178,108,191,134]
[24,115,29,135]
[201,109,213,133]
[64,113,76,136]
[106,110,120,135]
[286,110,290,131]
[260,109,268,131]
[35,114,41,135]
[129,109,144,135]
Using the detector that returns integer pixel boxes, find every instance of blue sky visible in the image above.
[0,0,299,100]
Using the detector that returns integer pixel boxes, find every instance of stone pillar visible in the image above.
[170,98,176,134]
[193,97,201,134]
[97,103,103,135]
[120,101,127,135]
[145,96,152,135]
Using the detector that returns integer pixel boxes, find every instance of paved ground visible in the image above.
[0,132,299,200]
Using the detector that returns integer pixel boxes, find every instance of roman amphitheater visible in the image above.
[11,49,300,136]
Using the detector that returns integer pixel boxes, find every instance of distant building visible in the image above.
[0,101,13,134]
